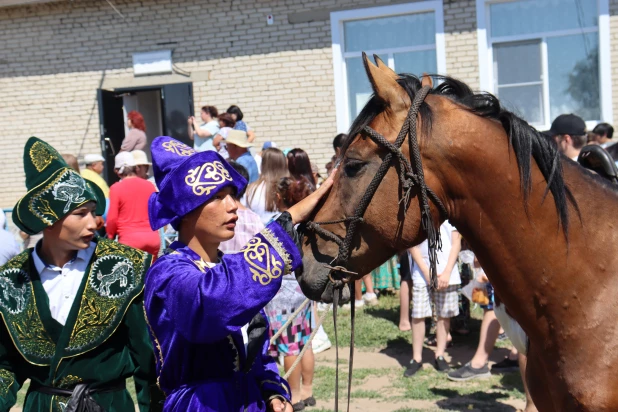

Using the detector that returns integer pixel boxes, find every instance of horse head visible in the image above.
[299,54,454,303]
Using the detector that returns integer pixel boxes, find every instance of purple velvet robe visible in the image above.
[143,220,301,411]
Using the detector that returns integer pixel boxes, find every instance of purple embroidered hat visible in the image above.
[148,136,247,230]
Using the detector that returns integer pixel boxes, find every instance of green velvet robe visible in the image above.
[0,238,160,412]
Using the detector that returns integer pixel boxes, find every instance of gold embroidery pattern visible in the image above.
[143,306,165,393]
[66,239,147,352]
[57,374,82,388]
[71,297,117,339]
[162,140,195,156]
[0,369,15,397]
[241,237,283,286]
[29,140,61,172]
[52,375,83,411]
[28,169,71,225]
[192,258,215,273]
[259,228,293,275]
[0,252,55,365]
[185,161,232,196]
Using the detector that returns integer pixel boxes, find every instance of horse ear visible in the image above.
[363,52,410,111]
[373,54,399,81]
[421,73,433,88]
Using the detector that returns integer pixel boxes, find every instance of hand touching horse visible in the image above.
[299,54,618,411]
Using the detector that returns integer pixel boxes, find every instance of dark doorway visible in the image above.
[97,89,125,183]
[97,82,194,184]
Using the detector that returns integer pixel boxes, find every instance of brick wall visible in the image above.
[0,0,480,209]
[443,0,479,89]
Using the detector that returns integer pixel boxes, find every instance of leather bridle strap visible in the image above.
[306,85,446,412]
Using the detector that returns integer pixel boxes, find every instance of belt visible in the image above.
[32,380,126,412]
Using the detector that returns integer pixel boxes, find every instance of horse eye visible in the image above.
[344,160,365,178]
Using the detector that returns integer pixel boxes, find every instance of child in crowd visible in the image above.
[405,221,461,377]
[265,177,316,411]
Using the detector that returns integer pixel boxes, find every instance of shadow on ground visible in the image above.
[432,389,517,411]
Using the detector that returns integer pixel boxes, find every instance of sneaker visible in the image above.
[354,299,365,308]
[363,292,379,306]
[447,362,491,381]
[403,360,423,377]
[434,356,450,372]
[492,357,519,372]
[312,335,332,354]
[303,396,316,407]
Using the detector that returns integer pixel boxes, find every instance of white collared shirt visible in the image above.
[32,242,96,325]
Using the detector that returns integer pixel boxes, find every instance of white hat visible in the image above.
[131,150,152,166]
[226,130,253,148]
[84,154,105,164]
[114,151,136,173]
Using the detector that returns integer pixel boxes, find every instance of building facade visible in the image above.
[0,0,615,208]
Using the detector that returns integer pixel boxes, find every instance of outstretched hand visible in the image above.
[288,168,337,224]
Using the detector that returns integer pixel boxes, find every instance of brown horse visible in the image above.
[299,54,618,411]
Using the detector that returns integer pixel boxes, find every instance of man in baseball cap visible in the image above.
[81,153,109,198]
[546,114,587,161]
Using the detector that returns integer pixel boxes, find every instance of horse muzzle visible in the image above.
[296,263,352,304]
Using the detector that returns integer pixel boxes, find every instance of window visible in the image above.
[477,0,612,128]
[331,2,446,132]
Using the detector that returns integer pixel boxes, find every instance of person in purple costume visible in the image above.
[143,136,335,412]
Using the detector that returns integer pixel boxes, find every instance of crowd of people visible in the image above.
[0,99,615,412]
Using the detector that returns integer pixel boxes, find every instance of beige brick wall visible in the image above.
[0,0,480,209]
[443,0,479,90]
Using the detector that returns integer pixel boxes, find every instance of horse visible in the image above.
[298,53,618,411]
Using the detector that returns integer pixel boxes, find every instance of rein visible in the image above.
[305,85,448,412]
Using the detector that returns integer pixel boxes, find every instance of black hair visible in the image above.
[593,122,614,139]
[227,105,244,121]
[227,160,249,199]
[333,133,347,151]
[346,73,578,237]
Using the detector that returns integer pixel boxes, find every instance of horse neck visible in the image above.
[439,135,618,344]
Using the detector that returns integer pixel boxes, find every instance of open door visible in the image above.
[161,83,194,146]
[97,89,125,184]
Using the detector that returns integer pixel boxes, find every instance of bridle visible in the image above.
[304,85,449,412]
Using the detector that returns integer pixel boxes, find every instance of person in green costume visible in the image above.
[0,137,162,412]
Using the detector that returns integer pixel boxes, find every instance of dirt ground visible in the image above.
[313,346,527,412]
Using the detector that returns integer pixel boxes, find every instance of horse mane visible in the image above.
[345,73,578,236]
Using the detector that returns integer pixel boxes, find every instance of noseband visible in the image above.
[304,85,449,412]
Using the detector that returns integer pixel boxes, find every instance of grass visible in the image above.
[321,294,514,350]
[312,366,392,401]
[321,294,412,348]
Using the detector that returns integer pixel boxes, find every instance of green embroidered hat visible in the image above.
[13,137,106,235]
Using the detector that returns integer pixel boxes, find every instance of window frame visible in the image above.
[476,0,612,129]
[331,1,447,133]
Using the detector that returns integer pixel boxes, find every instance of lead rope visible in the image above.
[346,281,355,412]
[333,288,340,411]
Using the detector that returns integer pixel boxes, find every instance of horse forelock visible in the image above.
[343,72,576,238]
